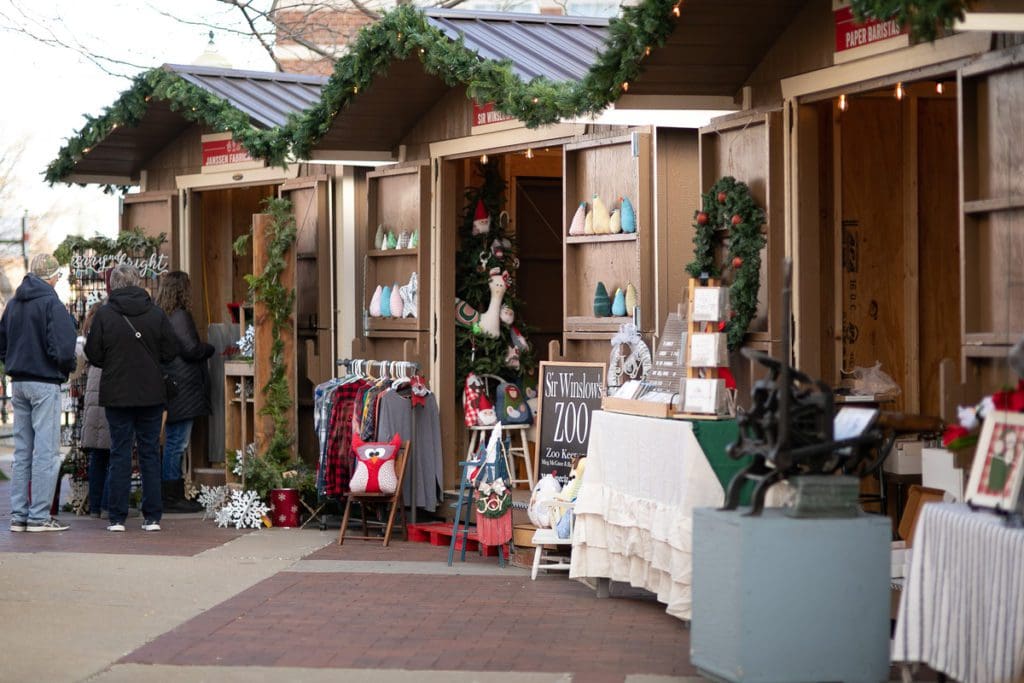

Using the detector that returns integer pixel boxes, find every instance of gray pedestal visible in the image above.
[691,508,890,683]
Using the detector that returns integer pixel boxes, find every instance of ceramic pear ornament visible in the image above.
[611,288,627,316]
[592,195,610,234]
[380,286,392,318]
[609,209,622,234]
[397,230,411,250]
[625,282,638,314]
[389,283,403,318]
[620,197,637,233]
[593,282,611,317]
[584,206,594,234]
[374,224,385,249]
[369,285,383,317]
[568,202,586,236]
[410,229,419,249]
[386,232,399,250]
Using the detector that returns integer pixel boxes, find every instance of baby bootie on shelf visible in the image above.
[389,283,403,318]
[611,288,627,316]
[568,202,586,236]
[592,195,610,234]
[369,285,383,317]
[593,282,611,317]
[620,197,637,233]
[609,209,622,234]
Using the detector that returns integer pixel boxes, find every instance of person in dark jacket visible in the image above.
[78,301,111,518]
[0,253,77,532]
[155,271,213,512]
[85,264,178,532]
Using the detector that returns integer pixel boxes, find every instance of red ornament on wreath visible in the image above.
[685,176,767,351]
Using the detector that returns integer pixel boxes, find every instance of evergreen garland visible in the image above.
[686,177,765,351]
[46,0,965,188]
[850,0,968,42]
[454,162,535,385]
[53,227,166,265]
[233,197,298,496]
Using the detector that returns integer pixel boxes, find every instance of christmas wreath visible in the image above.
[686,176,766,351]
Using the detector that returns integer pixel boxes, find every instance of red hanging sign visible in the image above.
[834,5,907,53]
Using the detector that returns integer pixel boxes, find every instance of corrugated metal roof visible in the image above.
[423,8,609,82]
[164,64,328,128]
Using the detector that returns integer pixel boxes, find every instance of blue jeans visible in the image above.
[105,405,163,524]
[87,448,110,514]
[162,419,193,481]
[10,381,62,524]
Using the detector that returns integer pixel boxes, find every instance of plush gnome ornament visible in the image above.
[472,199,490,236]
[476,392,498,426]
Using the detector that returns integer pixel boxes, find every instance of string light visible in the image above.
[672,2,681,17]
[644,46,651,57]
[895,82,904,100]
[838,94,848,112]
[480,153,488,164]
[532,97,539,104]
[525,148,534,159]
[621,81,629,92]
[353,85,359,94]
[936,81,944,94]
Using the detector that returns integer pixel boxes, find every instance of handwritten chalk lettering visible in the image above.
[70,250,169,275]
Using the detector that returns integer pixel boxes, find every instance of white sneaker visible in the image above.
[107,523,126,532]
[141,520,161,532]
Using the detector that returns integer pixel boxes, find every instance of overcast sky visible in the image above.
[0,0,275,250]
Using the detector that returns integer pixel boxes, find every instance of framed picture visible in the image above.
[965,410,1024,511]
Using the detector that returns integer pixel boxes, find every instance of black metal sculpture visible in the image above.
[722,260,888,515]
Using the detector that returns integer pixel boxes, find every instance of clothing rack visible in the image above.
[335,357,424,523]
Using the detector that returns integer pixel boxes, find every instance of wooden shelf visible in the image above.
[368,248,418,257]
[224,359,254,376]
[566,233,638,244]
[367,317,420,332]
[963,196,1024,215]
[566,315,633,332]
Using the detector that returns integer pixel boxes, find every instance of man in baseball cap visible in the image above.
[0,252,77,532]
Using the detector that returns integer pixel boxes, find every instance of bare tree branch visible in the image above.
[217,0,287,70]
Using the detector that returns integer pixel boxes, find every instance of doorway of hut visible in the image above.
[185,184,276,480]
[797,77,960,421]
[438,148,564,489]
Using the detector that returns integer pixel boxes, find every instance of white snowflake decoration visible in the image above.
[197,485,231,520]
[237,324,256,357]
[216,489,270,529]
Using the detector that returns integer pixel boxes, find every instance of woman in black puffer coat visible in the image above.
[79,302,111,517]
[156,271,214,512]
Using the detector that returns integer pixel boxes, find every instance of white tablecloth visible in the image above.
[569,410,724,620]
[893,503,1024,683]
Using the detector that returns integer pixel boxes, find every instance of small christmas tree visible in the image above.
[455,162,535,384]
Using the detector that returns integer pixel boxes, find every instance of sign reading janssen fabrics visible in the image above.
[202,137,254,167]
[472,101,516,128]
[833,3,908,54]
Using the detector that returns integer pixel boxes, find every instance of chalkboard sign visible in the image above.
[536,361,606,484]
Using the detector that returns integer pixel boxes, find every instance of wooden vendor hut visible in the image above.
[603,0,1024,419]
[287,6,731,488]
[46,64,336,483]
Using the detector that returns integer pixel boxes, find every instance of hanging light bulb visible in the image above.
[525,148,534,160]
[480,154,488,165]
[936,81,944,94]
[621,81,630,92]
[895,82,904,100]
[672,2,681,17]
[838,94,848,112]
[644,46,651,57]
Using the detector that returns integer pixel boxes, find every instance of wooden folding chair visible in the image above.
[337,441,411,547]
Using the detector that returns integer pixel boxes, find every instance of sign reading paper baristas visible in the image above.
[536,361,606,484]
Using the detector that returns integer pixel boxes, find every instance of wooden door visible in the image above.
[279,175,332,463]
[698,108,784,406]
[958,47,1024,403]
[121,191,178,269]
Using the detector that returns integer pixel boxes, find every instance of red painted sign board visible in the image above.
[202,137,254,167]
[472,100,515,128]
[834,5,907,52]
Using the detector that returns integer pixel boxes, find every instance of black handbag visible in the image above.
[122,314,178,399]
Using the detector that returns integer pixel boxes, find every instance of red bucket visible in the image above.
[476,510,512,546]
[269,488,301,528]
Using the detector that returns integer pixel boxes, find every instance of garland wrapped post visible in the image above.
[233,197,298,499]
[686,176,766,351]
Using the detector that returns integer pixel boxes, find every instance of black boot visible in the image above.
[163,479,203,513]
